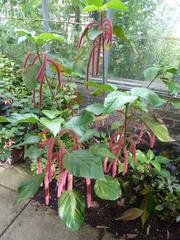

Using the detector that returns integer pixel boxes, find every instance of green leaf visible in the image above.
[155,156,170,164]
[113,26,130,43]
[104,91,137,113]
[58,190,85,231]
[141,113,174,142]
[130,87,165,107]
[136,150,149,164]
[150,159,161,172]
[9,113,39,123]
[146,149,154,160]
[86,103,106,115]
[36,33,64,42]
[63,150,105,180]
[18,36,28,44]
[82,5,99,13]
[40,117,64,137]
[23,64,39,91]
[87,81,117,91]
[106,0,128,11]
[27,145,45,160]
[143,67,160,81]
[140,192,155,226]
[0,116,10,123]
[87,0,104,6]
[94,176,121,200]
[116,208,144,221]
[90,143,115,159]
[171,99,180,109]
[16,173,45,204]
[13,135,41,148]
[65,110,93,128]
[42,109,61,120]
[155,204,164,211]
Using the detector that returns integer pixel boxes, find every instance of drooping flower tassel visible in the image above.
[86,178,92,208]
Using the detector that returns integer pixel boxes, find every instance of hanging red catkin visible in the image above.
[123,147,128,176]
[96,35,102,76]
[35,52,47,81]
[37,157,43,174]
[77,22,98,49]
[59,128,80,150]
[86,178,92,208]
[23,53,33,68]
[47,58,62,87]
[57,170,68,198]
[146,131,155,148]
[33,89,36,107]
[67,174,73,191]
[38,74,45,110]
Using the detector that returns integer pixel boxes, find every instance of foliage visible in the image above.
[0,0,179,233]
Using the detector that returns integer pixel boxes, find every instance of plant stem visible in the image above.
[35,45,61,110]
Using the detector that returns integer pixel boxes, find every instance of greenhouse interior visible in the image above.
[0,0,180,239]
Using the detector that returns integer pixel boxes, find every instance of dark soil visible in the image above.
[34,177,180,240]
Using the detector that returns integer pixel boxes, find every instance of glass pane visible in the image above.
[109,0,180,81]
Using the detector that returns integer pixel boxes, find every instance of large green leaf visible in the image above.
[104,91,137,113]
[65,110,93,128]
[42,109,61,120]
[16,173,45,204]
[0,116,10,123]
[143,66,160,81]
[36,33,64,42]
[106,0,128,11]
[82,5,99,13]
[86,103,106,115]
[113,26,130,43]
[12,135,41,148]
[94,176,121,200]
[23,64,39,91]
[40,117,64,137]
[58,190,85,231]
[9,113,39,123]
[141,113,174,142]
[63,150,105,180]
[90,143,116,159]
[130,87,165,107]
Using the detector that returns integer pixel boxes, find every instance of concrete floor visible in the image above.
[0,164,113,240]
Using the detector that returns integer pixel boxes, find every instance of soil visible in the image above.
[34,177,180,240]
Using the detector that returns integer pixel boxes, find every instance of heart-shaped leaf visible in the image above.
[141,113,174,142]
[23,64,39,91]
[63,150,105,180]
[40,117,64,137]
[130,87,165,107]
[58,190,85,231]
[42,109,61,119]
[16,173,45,204]
[66,110,93,128]
[9,113,39,123]
[86,103,107,115]
[105,91,137,113]
[94,176,121,200]
[90,143,116,159]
